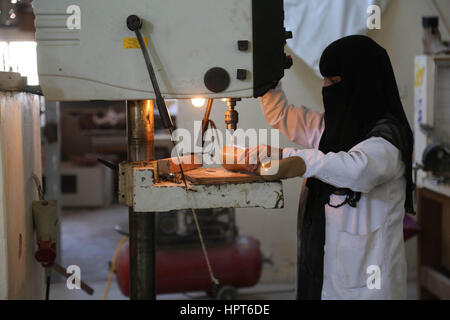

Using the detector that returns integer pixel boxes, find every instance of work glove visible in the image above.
[221,144,283,173]
[245,144,283,172]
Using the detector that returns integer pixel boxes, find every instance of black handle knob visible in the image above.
[127,15,143,31]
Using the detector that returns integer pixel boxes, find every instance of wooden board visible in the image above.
[0,92,45,299]
[417,187,450,299]
[420,266,450,300]
[185,167,264,185]
[157,154,202,175]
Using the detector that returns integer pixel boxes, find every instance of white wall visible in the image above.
[178,0,450,284]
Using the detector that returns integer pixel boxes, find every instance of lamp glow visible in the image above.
[191,98,206,108]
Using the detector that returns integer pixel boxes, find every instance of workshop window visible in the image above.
[0,41,38,85]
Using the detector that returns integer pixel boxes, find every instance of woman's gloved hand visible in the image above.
[220,144,283,173]
[245,144,283,172]
[221,144,306,179]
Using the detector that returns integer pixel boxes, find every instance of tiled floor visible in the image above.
[60,205,129,282]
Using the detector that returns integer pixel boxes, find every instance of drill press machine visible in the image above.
[33,0,293,299]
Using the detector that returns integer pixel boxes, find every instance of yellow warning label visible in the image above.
[123,37,148,49]
[415,64,425,88]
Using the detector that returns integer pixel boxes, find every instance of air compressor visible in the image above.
[115,235,263,299]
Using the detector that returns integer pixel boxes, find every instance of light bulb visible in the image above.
[191,98,206,108]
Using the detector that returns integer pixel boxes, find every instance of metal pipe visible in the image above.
[201,98,214,147]
[126,100,156,300]
[127,100,154,161]
[43,101,62,281]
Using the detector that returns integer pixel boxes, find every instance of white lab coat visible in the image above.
[259,84,407,300]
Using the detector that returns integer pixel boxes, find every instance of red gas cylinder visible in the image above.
[115,236,262,297]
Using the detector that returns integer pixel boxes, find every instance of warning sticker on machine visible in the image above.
[123,37,148,49]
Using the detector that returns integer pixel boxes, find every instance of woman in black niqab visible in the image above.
[297,35,414,299]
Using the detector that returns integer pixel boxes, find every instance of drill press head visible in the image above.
[33,0,292,101]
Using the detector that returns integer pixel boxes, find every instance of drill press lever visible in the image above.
[126,15,174,131]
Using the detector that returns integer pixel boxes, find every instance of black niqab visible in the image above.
[318,35,413,157]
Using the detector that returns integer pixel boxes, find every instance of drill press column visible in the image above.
[126,100,156,300]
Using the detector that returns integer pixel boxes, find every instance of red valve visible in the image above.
[35,240,57,268]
